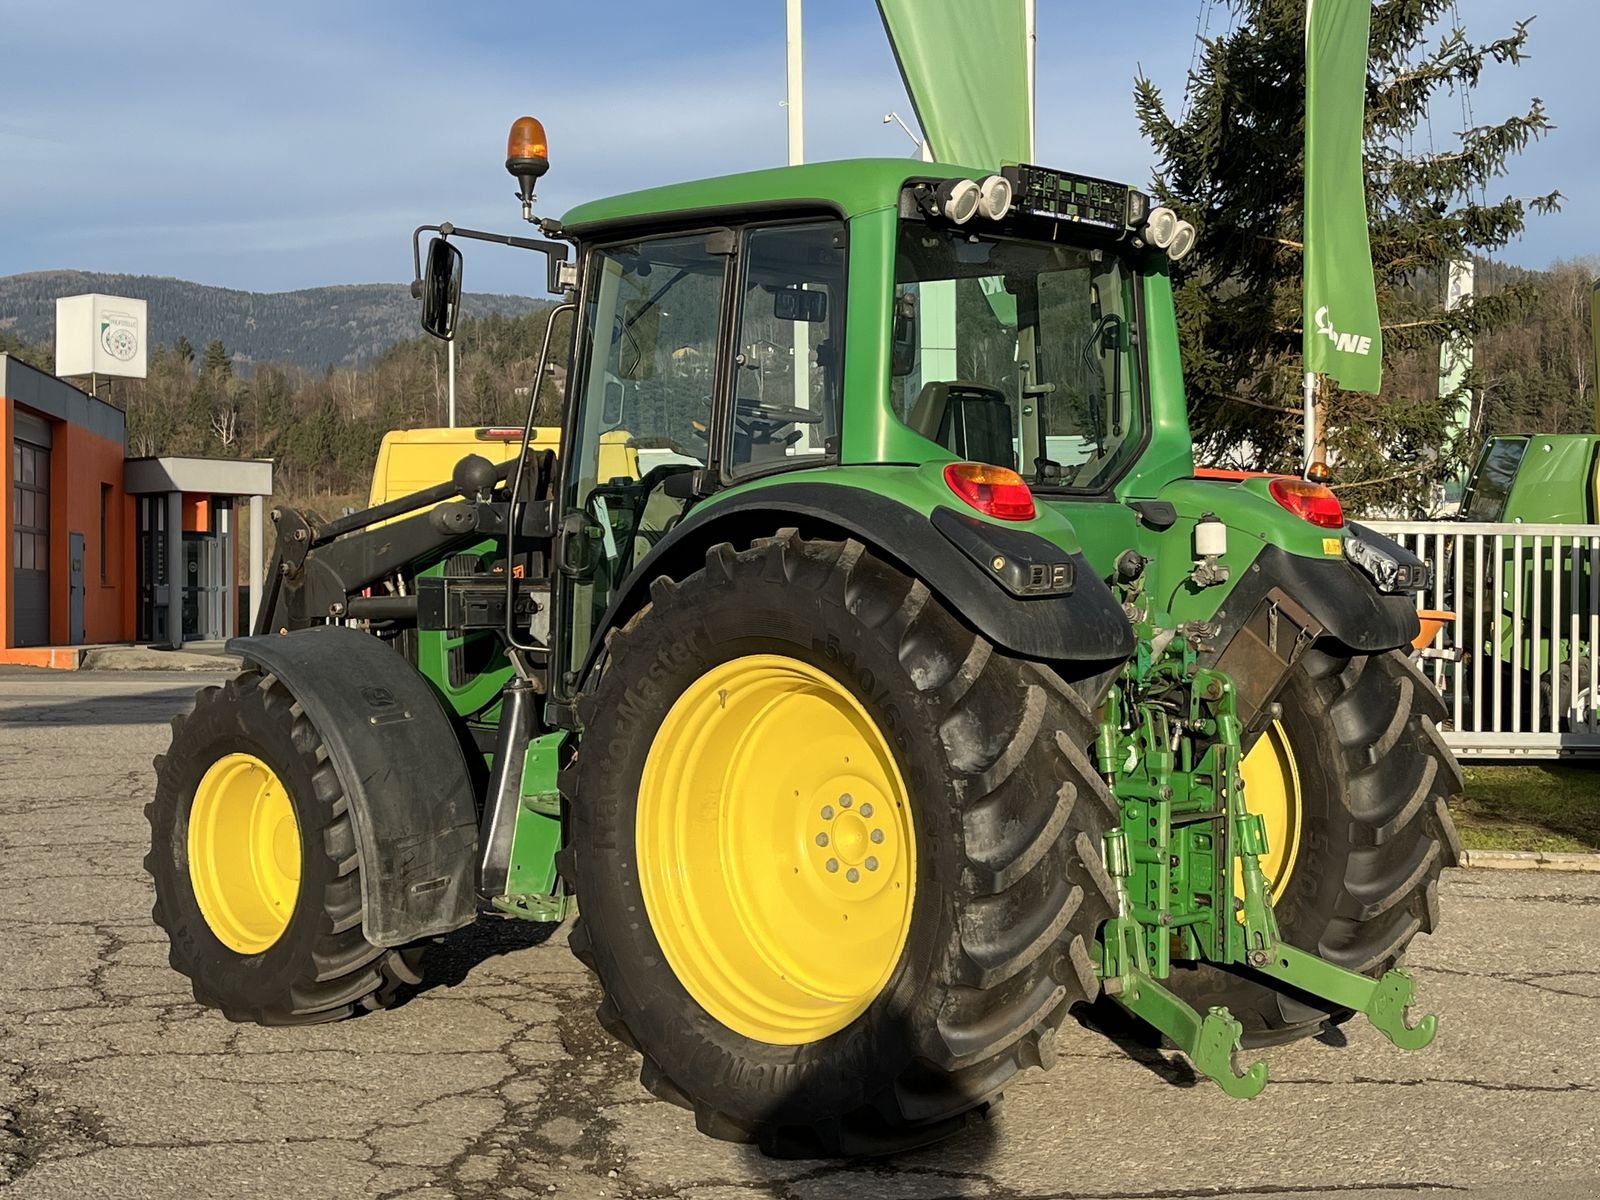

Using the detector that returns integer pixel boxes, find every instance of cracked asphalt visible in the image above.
[2,669,1598,1200]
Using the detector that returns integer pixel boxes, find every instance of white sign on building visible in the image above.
[54,294,148,380]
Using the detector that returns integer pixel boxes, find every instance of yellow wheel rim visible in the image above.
[1237,720,1302,904]
[637,654,917,1045]
[188,753,302,955]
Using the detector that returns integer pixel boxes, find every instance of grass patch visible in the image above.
[1456,764,1600,853]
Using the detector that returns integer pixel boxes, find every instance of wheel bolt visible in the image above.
[859,802,873,818]
[840,794,853,807]
[865,857,879,871]
[816,833,829,847]
[846,867,860,883]
[870,829,885,844]
[821,805,834,820]
[826,859,839,873]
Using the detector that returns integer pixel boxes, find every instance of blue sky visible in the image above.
[0,0,1590,298]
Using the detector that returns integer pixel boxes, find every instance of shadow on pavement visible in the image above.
[0,687,217,727]
[402,917,564,998]
[1072,999,1202,1088]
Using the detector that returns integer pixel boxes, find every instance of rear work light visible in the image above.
[1269,477,1344,529]
[943,462,1036,521]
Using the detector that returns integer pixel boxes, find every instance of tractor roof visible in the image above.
[559,158,964,236]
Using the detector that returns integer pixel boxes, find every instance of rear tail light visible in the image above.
[476,427,525,440]
[1269,477,1344,528]
[943,462,1036,521]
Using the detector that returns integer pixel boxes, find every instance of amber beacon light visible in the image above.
[506,116,551,221]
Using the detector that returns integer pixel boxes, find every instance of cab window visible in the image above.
[727,221,846,476]
[564,232,728,663]
[891,222,1144,491]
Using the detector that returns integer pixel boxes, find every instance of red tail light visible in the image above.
[943,462,1036,521]
[1269,477,1344,528]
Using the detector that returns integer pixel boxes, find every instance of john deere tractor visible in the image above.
[147,117,1459,1156]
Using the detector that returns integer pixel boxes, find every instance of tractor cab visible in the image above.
[1460,433,1600,523]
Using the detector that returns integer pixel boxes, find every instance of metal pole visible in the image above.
[447,338,457,428]
[786,0,804,166]
[1025,0,1037,160]
[220,502,235,641]
[786,0,812,445]
[1302,371,1317,475]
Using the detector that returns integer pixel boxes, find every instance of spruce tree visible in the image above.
[1134,0,1559,512]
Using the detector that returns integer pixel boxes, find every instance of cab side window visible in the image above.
[565,232,729,665]
[727,221,846,476]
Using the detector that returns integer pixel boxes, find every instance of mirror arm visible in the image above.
[412,222,573,296]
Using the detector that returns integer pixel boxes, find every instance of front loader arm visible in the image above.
[254,451,555,636]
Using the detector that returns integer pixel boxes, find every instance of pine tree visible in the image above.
[1134,0,1559,512]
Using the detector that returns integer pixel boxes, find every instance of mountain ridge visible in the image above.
[0,270,544,371]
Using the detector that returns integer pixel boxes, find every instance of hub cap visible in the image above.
[188,753,302,954]
[1238,720,1302,903]
[636,655,916,1045]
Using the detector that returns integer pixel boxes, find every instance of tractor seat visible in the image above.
[907,381,1016,471]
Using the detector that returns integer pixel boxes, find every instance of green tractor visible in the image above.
[146,117,1459,1156]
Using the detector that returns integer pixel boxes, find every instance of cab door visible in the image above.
[552,229,735,696]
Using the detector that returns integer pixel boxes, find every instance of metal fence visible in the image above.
[1365,521,1600,758]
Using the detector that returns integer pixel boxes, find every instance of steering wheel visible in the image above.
[734,397,823,427]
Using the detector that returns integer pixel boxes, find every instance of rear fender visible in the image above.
[1209,544,1422,736]
[226,626,479,946]
[576,481,1134,692]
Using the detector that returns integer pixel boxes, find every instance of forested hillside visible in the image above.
[3,308,568,499]
[0,271,543,370]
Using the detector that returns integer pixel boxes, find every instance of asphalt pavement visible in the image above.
[2,667,1598,1200]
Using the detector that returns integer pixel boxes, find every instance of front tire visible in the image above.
[1167,648,1462,1045]
[561,534,1116,1156]
[147,670,424,1024]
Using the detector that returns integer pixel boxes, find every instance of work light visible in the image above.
[935,178,981,224]
[977,174,1013,220]
[1142,206,1180,249]
[1167,220,1198,262]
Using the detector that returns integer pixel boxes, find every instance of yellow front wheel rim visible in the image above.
[637,654,917,1045]
[1237,720,1302,904]
[188,753,302,954]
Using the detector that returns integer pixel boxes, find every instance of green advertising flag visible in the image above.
[1303,0,1383,394]
[876,0,1031,168]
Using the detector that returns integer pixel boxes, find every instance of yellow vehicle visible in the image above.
[369,426,640,506]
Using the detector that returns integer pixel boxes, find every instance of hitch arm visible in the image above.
[1249,945,1438,1050]
[1110,966,1269,1099]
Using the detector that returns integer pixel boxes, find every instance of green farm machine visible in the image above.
[147,117,1460,1155]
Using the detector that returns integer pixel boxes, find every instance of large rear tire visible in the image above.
[560,534,1116,1156]
[1167,648,1462,1046]
[147,670,424,1024]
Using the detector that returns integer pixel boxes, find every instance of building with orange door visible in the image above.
[2,353,272,666]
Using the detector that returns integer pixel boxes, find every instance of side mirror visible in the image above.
[602,380,627,428]
[558,509,597,579]
[617,299,660,381]
[891,291,918,378]
[419,237,464,341]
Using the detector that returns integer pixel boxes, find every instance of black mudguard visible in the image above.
[586,482,1134,683]
[226,626,479,947]
[1209,543,1423,738]
[1228,543,1421,654]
